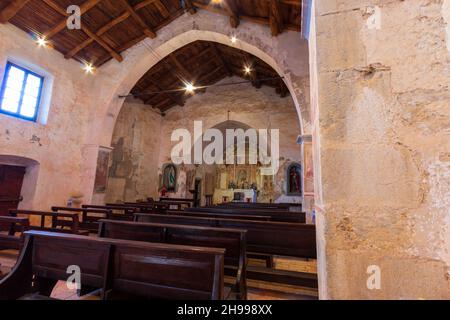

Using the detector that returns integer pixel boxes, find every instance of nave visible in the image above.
[0,200,317,300]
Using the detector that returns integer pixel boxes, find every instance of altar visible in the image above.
[213,189,257,204]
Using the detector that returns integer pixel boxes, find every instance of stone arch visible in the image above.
[88,13,310,148]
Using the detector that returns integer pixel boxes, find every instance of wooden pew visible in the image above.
[134,213,318,289]
[98,219,247,299]
[9,210,88,236]
[0,231,226,300]
[51,207,112,233]
[158,197,194,207]
[217,202,300,209]
[167,210,271,222]
[82,205,135,221]
[106,203,154,213]
[0,216,29,250]
[184,207,306,223]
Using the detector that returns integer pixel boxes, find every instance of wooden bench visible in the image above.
[98,219,247,299]
[184,207,306,223]
[0,216,29,250]
[0,231,226,300]
[158,197,195,207]
[9,210,89,236]
[106,203,154,213]
[134,213,318,289]
[82,205,135,221]
[166,210,271,222]
[51,207,112,232]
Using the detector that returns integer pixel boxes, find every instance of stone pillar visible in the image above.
[310,0,450,299]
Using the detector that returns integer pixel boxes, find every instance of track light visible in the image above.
[83,62,95,74]
[185,82,196,93]
[36,36,48,47]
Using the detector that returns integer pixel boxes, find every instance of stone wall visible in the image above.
[0,23,97,209]
[311,0,450,299]
[105,100,162,203]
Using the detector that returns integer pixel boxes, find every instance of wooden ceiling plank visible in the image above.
[43,0,103,39]
[269,0,283,36]
[145,78,185,107]
[168,54,192,81]
[81,26,123,62]
[153,0,170,18]
[222,0,240,28]
[209,43,232,77]
[0,0,31,23]
[65,13,130,59]
[43,0,123,62]
[192,1,301,32]
[118,0,157,39]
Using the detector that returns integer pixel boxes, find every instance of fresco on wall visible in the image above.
[94,147,111,193]
[303,142,314,195]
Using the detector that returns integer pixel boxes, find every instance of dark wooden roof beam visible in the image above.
[43,0,102,39]
[118,0,157,38]
[269,0,283,36]
[209,43,232,77]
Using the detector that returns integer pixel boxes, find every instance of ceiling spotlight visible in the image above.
[244,66,252,74]
[211,0,222,4]
[36,36,48,47]
[230,36,237,43]
[83,63,95,74]
[185,83,196,93]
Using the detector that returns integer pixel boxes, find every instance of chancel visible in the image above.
[0,0,448,302]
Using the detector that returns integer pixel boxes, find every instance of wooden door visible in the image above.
[0,165,25,230]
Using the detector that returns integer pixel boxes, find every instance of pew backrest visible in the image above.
[99,219,246,272]
[9,209,85,235]
[183,208,306,223]
[135,213,317,259]
[51,207,112,232]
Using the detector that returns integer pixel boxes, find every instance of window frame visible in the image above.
[0,61,44,122]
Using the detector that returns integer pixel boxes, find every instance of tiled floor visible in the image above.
[0,249,318,300]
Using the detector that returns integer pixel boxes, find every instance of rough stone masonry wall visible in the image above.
[311,0,450,299]
[105,100,162,203]
[0,24,97,210]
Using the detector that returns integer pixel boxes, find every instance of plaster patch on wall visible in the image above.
[443,0,450,52]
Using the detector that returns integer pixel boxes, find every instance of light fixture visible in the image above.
[244,65,252,74]
[185,82,196,93]
[83,62,95,74]
[211,0,222,4]
[36,36,48,47]
[230,35,237,43]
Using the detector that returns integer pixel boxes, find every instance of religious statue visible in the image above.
[287,163,302,195]
[162,164,177,192]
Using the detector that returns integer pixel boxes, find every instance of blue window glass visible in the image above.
[0,62,44,121]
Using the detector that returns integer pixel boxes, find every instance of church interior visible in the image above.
[0,0,449,301]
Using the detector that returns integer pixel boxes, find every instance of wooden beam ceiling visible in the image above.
[118,0,156,39]
[1,0,302,67]
[131,40,290,113]
[42,0,123,62]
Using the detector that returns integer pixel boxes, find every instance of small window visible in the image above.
[0,62,44,121]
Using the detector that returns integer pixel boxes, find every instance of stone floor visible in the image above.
[0,249,318,300]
